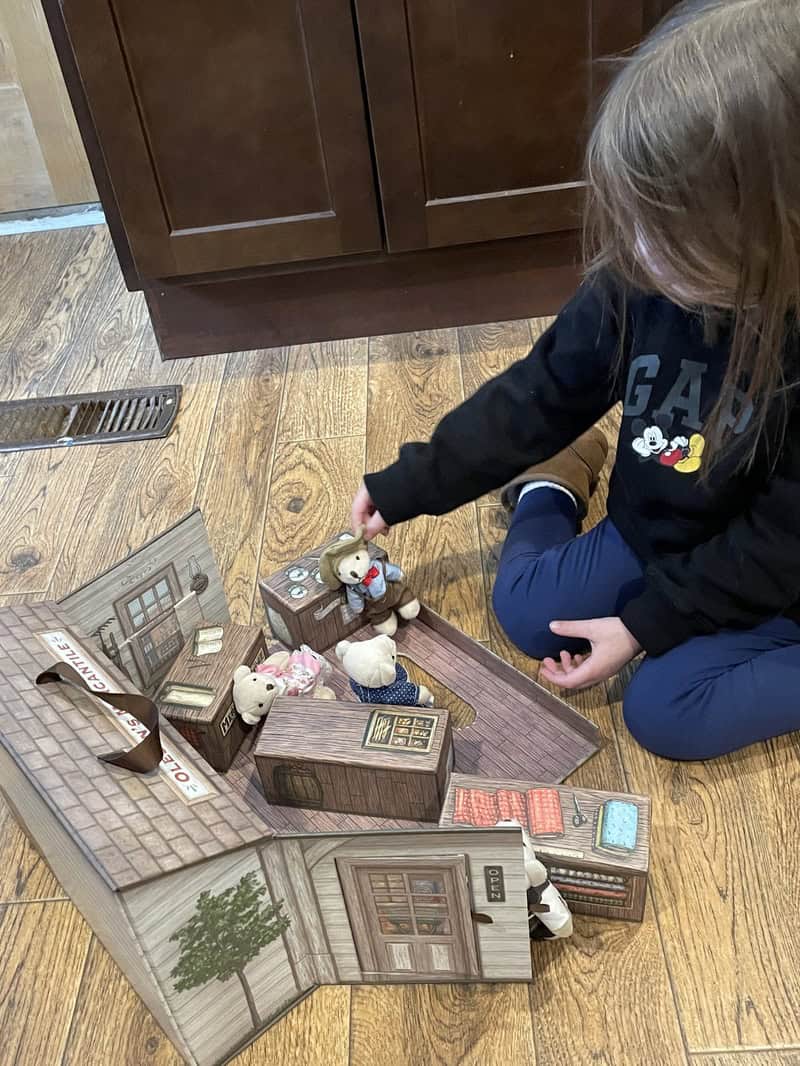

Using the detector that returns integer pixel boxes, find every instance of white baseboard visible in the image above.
[0,204,106,236]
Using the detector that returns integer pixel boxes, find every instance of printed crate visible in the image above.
[259,532,386,650]
[440,773,651,922]
[255,696,452,822]
[157,622,267,772]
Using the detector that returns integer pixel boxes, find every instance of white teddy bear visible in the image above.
[335,634,433,707]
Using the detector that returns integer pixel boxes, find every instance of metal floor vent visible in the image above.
[0,385,181,453]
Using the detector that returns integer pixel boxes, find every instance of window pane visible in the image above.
[379,916,413,936]
[410,878,443,895]
[416,917,451,936]
[156,579,170,598]
[142,588,156,607]
[131,609,145,628]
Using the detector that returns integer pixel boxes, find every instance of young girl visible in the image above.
[350,0,800,762]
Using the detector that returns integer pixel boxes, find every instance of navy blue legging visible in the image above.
[492,487,800,760]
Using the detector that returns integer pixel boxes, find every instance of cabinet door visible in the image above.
[59,0,382,276]
[355,1,646,251]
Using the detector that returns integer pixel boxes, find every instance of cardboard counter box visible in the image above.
[259,532,386,650]
[157,622,267,772]
[440,773,651,922]
[255,696,452,822]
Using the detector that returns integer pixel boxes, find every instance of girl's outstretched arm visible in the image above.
[363,278,623,528]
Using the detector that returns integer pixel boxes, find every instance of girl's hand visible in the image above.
[351,482,389,540]
[540,617,641,691]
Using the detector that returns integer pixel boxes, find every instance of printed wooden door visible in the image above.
[355,0,649,251]
[55,0,382,276]
[337,856,480,979]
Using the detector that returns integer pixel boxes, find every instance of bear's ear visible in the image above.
[654,410,672,431]
[233,665,251,682]
[334,640,350,661]
[631,417,647,436]
[376,634,395,653]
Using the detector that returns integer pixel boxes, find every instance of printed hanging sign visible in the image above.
[38,629,216,805]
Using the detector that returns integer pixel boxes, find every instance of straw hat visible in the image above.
[318,530,368,590]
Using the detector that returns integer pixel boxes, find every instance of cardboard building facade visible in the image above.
[0,521,650,1066]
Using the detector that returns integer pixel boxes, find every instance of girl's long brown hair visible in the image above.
[585,0,800,473]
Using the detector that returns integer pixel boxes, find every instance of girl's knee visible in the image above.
[491,567,587,661]
[623,662,707,761]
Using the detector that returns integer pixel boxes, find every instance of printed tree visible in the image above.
[170,871,291,1030]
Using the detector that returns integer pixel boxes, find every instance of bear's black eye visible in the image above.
[267,683,274,690]
[258,702,264,708]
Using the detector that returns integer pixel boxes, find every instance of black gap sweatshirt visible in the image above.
[364,279,800,657]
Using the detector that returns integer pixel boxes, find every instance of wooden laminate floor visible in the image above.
[1,227,799,1066]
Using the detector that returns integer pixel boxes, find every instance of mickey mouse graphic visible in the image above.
[631,412,705,474]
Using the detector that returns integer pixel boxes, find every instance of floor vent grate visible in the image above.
[0,386,181,453]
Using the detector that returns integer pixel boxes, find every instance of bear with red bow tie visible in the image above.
[318,529,421,637]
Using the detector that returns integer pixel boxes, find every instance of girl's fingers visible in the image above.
[541,657,562,676]
[559,650,573,672]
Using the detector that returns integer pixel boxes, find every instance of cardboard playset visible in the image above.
[0,515,651,1066]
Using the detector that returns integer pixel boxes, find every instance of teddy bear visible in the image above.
[318,529,421,637]
[232,666,283,726]
[256,645,336,700]
[335,634,434,707]
[496,818,573,940]
[232,647,335,726]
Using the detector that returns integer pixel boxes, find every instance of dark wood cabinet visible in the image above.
[59,0,381,276]
[47,0,672,355]
[355,1,645,251]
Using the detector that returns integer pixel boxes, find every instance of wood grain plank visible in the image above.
[0,794,66,902]
[258,435,365,579]
[0,446,101,595]
[195,348,286,624]
[351,983,537,1066]
[0,229,78,350]
[693,1053,800,1065]
[234,986,350,1066]
[277,338,368,442]
[529,915,688,1066]
[459,319,534,507]
[0,225,112,398]
[368,329,487,639]
[62,936,182,1066]
[0,900,91,1064]
[613,692,800,1051]
[459,319,534,397]
[52,278,158,396]
[48,352,227,599]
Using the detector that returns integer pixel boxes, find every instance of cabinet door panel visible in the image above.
[60,0,381,276]
[356,1,646,251]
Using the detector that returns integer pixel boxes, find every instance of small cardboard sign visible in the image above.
[38,629,217,805]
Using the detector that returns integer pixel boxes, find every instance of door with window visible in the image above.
[115,565,184,687]
[336,856,480,979]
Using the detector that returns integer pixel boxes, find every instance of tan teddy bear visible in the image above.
[335,634,433,707]
[319,530,421,637]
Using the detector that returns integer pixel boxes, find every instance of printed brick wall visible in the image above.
[0,601,271,890]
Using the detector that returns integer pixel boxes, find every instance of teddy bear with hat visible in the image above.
[319,528,421,637]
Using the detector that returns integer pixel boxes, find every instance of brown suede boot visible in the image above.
[500,427,609,521]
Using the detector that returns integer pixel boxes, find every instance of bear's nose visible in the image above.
[350,570,359,579]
